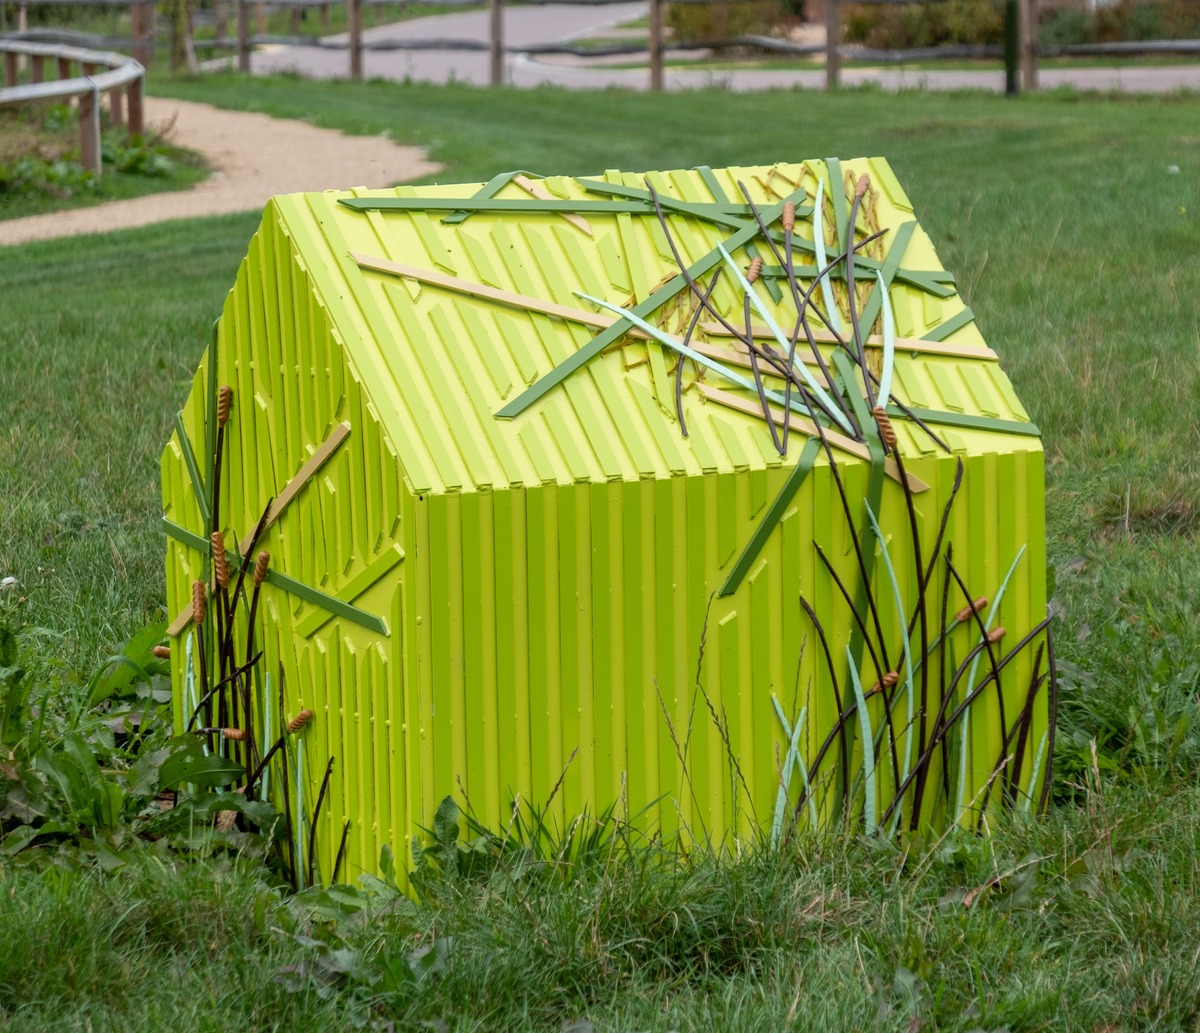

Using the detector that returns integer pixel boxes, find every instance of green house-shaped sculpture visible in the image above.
[163,159,1053,886]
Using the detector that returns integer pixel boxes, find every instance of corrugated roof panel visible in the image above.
[268,159,1036,500]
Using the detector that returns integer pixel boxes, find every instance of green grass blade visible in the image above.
[715,244,856,435]
[1021,730,1049,813]
[953,545,1028,822]
[847,647,877,835]
[876,270,896,406]
[812,178,842,335]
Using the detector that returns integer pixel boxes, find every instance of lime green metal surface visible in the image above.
[163,158,1048,886]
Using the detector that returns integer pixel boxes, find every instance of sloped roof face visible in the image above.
[270,159,1037,496]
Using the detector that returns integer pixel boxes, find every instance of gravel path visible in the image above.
[0,95,440,247]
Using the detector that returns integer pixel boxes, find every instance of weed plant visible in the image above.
[0,104,206,220]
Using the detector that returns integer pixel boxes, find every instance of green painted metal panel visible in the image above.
[163,158,1050,889]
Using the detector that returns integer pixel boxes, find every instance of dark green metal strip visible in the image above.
[494,186,810,420]
[162,519,388,636]
[692,166,782,302]
[719,436,821,598]
[174,410,210,527]
[442,169,533,226]
[857,221,916,337]
[578,177,809,233]
[340,197,740,216]
[759,264,957,299]
[889,405,1040,438]
[592,173,785,302]
[923,306,976,343]
[824,158,849,252]
[267,569,388,636]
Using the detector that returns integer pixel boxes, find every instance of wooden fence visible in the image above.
[2,0,1198,92]
[1,39,145,172]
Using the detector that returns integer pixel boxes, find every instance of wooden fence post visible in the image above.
[3,51,17,87]
[825,0,840,90]
[31,53,45,83]
[348,0,362,80]
[111,83,126,127]
[648,0,663,92]
[17,5,27,72]
[238,0,251,71]
[215,0,228,46]
[131,1,149,67]
[489,0,504,86]
[127,72,145,134]
[1021,0,1038,91]
[79,84,101,173]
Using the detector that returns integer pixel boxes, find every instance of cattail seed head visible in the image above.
[855,174,870,198]
[871,406,897,449]
[746,257,764,283]
[987,627,1007,644]
[956,597,988,624]
[222,727,247,741]
[781,201,796,233]
[253,550,270,586]
[192,580,206,627]
[217,385,233,427]
[869,671,901,695]
[152,645,171,659]
[287,709,314,734]
[211,532,230,588]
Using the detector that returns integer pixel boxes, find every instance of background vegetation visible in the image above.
[1,79,1199,1030]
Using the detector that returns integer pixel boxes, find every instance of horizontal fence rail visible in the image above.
[2,0,1197,89]
[1,39,144,171]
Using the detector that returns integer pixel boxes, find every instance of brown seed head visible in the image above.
[192,580,206,627]
[781,201,796,233]
[152,645,171,659]
[222,727,247,741]
[217,386,233,428]
[872,406,898,449]
[287,709,314,734]
[254,550,270,586]
[987,626,1007,644]
[855,174,870,199]
[211,532,230,588]
[746,257,764,284]
[869,670,901,696]
[955,597,988,624]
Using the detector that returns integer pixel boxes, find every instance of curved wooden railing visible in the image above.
[1,40,144,173]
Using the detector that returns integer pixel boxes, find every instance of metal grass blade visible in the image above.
[1021,730,1049,813]
[876,271,896,407]
[813,179,842,335]
[847,647,877,834]
[863,500,915,832]
[771,698,817,843]
[953,545,1028,820]
[260,671,273,799]
[577,292,825,423]
[715,245,856,435]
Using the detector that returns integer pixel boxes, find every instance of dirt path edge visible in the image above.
[0,95,441,247]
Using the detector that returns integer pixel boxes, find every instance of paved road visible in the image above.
[242,2,1200,92]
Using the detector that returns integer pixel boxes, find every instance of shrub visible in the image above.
[667,0,786,44]
[843,0,1005,50]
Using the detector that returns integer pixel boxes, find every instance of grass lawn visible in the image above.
[1,79,1199,1030]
